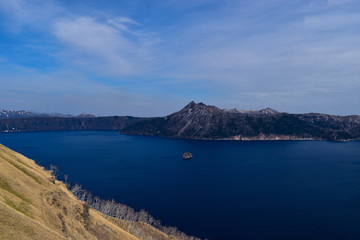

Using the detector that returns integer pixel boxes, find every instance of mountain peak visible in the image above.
[258,108,279,114]
[182,101,207,111]
[185,101,196,108]
[77,113,97,118]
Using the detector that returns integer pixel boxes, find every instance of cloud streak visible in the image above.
[149,0,360,113]
[53,16,150,76]
[0,0,360,115]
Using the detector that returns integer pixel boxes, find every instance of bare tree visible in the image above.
[49,164,59,177]
[69,184,204,240]
[64,174,69,184]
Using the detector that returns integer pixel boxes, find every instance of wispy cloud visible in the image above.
[149,0,360,112]
[0,0,63,32]
[53,16,152,76]
[1,0,360,115]
[0,0,156,77]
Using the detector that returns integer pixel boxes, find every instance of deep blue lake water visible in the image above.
[1,131,360,240]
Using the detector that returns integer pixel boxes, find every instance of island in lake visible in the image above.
[183,152,193,160]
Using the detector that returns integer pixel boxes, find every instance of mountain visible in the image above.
[0,109,43,118]
[1,102,360,141]
[122,101,360,141]
[0,109,96,119]
[0,144,200,240]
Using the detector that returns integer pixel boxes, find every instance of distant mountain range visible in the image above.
[0,109,96,119]
[1,102,360,141]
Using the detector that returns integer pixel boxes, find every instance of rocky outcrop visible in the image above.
[182,152,193,160]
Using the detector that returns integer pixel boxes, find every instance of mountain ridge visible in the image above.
[223,107,280,115]
[0,109,97,119]
[122,101,360,141]
[1,102,359,141]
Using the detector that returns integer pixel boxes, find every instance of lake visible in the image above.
[1,130,360,240]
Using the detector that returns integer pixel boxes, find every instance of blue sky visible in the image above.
[1,0,360,116]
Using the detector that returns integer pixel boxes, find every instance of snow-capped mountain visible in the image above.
[0,109,96,119]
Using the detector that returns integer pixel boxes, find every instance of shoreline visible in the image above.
[0,129,356,142]
[121,132,356,142]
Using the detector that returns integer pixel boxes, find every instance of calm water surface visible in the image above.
[1,131,360,240]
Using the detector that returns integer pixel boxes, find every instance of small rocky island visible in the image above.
[182,152,193,160]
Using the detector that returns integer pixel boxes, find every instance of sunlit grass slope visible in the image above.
[0,144,179,240]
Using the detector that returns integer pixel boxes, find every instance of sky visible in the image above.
[0,0,360,116]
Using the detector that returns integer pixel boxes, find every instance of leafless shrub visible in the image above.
[70,184,204,240]
[49,164,59,177]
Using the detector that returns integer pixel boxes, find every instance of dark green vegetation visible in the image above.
[1,102,360,141]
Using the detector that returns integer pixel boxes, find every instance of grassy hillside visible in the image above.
[0,144,181,240]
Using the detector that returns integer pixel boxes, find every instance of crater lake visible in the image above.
[1,130,360,240]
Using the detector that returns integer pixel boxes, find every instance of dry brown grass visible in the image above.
[0,144,188,240]
[104,215,179,240]
[0,144,139,240]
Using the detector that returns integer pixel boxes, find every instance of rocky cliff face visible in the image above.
[122,102,360,141]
